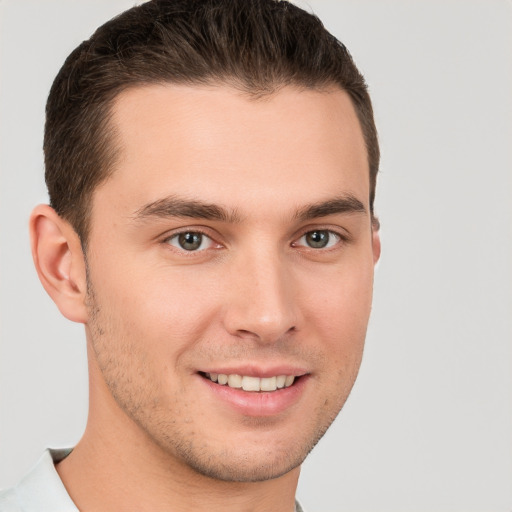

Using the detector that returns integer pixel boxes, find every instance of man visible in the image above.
[1,0,380,510]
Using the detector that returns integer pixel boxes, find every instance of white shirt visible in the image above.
[0,450,76,511]
[0,449,306,512]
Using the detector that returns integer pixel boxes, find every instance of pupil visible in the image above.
[306,230,329,248]
[179,232,202,250]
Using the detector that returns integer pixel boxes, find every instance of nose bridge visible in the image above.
[223,243,298,342]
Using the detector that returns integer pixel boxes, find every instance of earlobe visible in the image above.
[29,204,88,323]
[371,217,381,265]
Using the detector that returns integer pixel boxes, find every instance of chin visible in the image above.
[152,412,337,483]
[174,446,307,483]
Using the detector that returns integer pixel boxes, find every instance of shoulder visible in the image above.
[0,487,22,512]
[295,499,309,512]
[0,449,76,512]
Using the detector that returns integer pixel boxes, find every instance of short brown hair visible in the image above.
[44,0,379,244]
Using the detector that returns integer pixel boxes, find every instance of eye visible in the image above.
[166,231,215,252]
[295,230,341,249]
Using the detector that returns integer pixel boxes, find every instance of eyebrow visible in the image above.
[294,195,367,221]
[132,193,367,224]
[133,195,242,223]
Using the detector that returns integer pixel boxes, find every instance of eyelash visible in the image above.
[292,229,344,250]
[163,229,219,253]
[161,227,349,254]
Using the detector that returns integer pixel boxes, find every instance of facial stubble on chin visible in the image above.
[83,269,359,483]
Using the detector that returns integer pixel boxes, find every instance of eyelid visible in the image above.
[293,223,350,239]
[161,226,223,253]
[291,226,350,249]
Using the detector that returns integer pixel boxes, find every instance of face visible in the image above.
[84,84,379,482]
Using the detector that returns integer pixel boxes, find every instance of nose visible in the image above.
[222,248,299,344]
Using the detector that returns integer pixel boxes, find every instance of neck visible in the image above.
[56,349,300,512]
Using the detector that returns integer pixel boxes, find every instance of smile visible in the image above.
[202,372,296,392]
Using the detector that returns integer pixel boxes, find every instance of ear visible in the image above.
[30,204,88,323]
[371,216,381,265]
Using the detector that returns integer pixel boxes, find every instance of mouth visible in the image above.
[199,372,300,392]
[198,369,309,416]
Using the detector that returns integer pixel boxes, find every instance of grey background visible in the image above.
[1,1,511,510]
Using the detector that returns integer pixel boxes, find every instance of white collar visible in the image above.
[3,449,307,512]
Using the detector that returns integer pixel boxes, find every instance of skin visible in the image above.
[30,84,380,512]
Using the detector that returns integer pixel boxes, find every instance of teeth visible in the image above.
[260,376,277,391]
[227,374,242,388]
[285,375,295,387]
[242,376,260,391]
[205,373,297,392]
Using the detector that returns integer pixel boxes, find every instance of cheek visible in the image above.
[303,256,374,321]
[300,259,374,358]
[86,268,218,409]
[92,263,223,357]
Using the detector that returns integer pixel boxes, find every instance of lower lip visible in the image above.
[199,375,309,417]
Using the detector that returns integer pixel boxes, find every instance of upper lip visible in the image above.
[198,365,309,378]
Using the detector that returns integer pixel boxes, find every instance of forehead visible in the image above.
[98,84,369,217]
